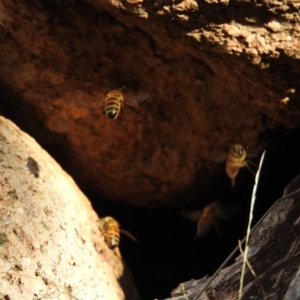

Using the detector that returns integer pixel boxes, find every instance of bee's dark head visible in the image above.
[107,111,118,119]
[232,144,244,156]
[105,107,119,119]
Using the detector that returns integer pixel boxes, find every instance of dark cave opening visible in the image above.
[1,85,300,299]
[87,127,300,300]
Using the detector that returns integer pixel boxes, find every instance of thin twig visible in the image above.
[239,151,265,299]
[238,240,256,276]
[180,283,189,300]
[238,240,266,299]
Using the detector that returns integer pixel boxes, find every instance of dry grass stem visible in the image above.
[238,240,266,299]
[239,151,266,299]
[180,283,190,300]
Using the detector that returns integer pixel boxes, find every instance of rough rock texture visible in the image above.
[0,0,299,208]
[284,267,300,300]
[164,175,300,300]
[0,116,139,300]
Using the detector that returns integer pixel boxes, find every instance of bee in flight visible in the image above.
[98,216,137,258]
[103,88,149,120]
[180,201,241,238]
[215,143,257,188]
[225,144,257,188]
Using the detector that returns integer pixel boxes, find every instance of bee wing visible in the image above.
[247,151,259,159]
[213,153,228,163]
[215,205,242,220]
[179,209,203,223]
[124,91,150,106]
[97,218,104,230]
[120,228,138,242]
[135,91,150,103]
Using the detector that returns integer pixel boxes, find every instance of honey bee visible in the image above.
[215,144,257,188]
[98,216,137,258]
[225,144,257,188]
[180,201,241,238]
[103,88,149,120]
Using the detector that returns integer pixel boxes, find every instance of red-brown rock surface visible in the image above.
[0,0,299,208]
[0,116,139,299]
[0,1,300,299]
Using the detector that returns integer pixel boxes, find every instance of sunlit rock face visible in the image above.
[0,0,300,208]
[0,116,140,300]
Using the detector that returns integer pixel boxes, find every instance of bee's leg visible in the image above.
[113,247,122,259]
[248,160,257,167]
[226,167,238,189]
[246,163,256,175]
[230,177,236,189]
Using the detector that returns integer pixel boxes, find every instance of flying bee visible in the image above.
[98,216,137,258]
[103,88,149,120]
[215,144,257,188]
[225,144,257,188]
[180,201,241,238]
